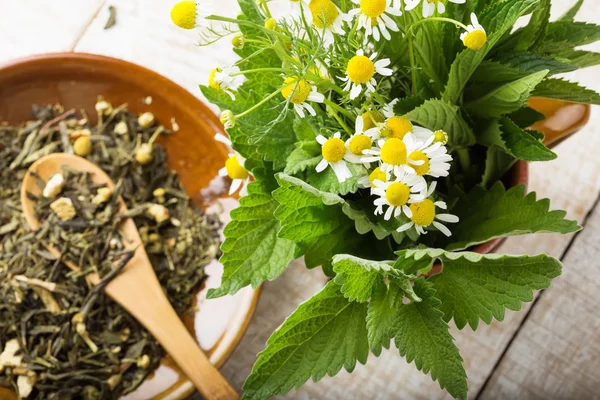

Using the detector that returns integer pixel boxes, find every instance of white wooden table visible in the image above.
[2,1,600,399]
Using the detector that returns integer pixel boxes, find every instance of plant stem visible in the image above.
[324,99,355,120]
[456,148,471,173]
[231,67,287,76]
[235,89,281,119]
[401,4,418,95]
[405,17,468,36]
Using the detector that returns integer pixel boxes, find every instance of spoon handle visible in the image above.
[105,262,239,400]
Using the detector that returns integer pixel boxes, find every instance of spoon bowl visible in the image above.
[21,153,239,400]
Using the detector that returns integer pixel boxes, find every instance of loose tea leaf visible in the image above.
[104,6,117,30]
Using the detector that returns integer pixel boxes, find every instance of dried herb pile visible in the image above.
[0,100,221,399]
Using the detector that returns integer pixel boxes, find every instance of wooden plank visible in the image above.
[0,0,104,62]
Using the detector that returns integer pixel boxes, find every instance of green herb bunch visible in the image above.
[171,0,599,398]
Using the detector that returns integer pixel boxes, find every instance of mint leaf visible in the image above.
[481,146,517,188]
[507,107,546,128]
[403,99,475,147]
[208,172,297,299]
[443,0,539,104]
[273,174,359,270]
[284,141,321,176]
[366,279,403,356]
[392,279,468,400]
[515,0,550,51]
[556,49,600,69]
[479,117,557,161]
[465,69,548,119]
[242,281,368,400]
[418,250,563,329]
[532,78,600,105]
[307,162,367,196]
[535,21,600,53]
[494,52,577,76]
[445,182,581,251]
[394,249,436,275]
[414,24,447,94]
[558,0,583,22]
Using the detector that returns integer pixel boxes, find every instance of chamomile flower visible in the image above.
[170,1,211,29]
[382,98,398,118]
[348,0,401,41]
[405,0,465,18]
[362,137,414,177]
[288,0,308,18]
[281,77,325,118]
[355,111,384,135]
[215,133,252,196]
[208,66,246,100]
[220,110,235,129]
[340,50,392,100]
[315,132,353,183]
[358,166,388,188]
[307,0,352,46]
[345,133,373,165]
[380,116,413,140]
[404,132,453,178]
[461,13,487,50]
[372,172,427,220]
[396,183,459,236]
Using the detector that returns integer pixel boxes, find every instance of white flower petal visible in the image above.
[316,135,328,145]
[316,158,328,172]
[433,221,452,237]
[436,213,459,223]
[397,222,413,232]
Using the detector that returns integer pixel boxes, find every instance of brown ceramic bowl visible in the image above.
[0,53,260,399]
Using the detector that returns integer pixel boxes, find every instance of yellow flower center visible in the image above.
[264,18,277,30]
[348,134,372,155]
[225,156,249,180]
[309,0,339,29]
[361,110,384,131]
[433,130,448,144]
[408,150,430,176]
[322,138,346,163]
[347,55,375,84]
[463,29,487,50]
[170,1,197,30]
[380,138,407,166]
[385,182,410,207]
[360,0,387,18]
[281,77,312,104]
[208,67,222,91]
[385,117,413,139]
[410,199,436,226]
[369,168,387,187]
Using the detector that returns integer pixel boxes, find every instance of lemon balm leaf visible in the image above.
[366,279,402,356]
[273,174,360,272]
[402,249,562,330]
[444,182,581,251]
[402,99,475,147]
[284,141,322,176]
[531,78,600,105]
[391,279,468,400]
[242,281,369,400]
[307,163,367,196]
[207,172,297,299]
[534,21,600,53]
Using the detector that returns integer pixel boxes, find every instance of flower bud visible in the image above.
[231,35,245,49]
[220,110,236,129]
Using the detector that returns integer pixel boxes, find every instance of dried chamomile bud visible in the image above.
[147,204,170,223]
[73,136,93,156]
[153,187,166,203]
[135,143,153,165]
[106,375,122,391]
[138,112,155,128]
[114,121,128,135]
[137,354,151,369]
[92,187,113,205]
[70,128,91,141]
[50,197,76,221]
[95,100,113,116]
[43,173,65,198]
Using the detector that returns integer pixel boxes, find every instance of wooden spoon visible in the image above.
[20,153,239,400]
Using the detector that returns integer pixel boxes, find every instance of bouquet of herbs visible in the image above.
[170,0,599,398]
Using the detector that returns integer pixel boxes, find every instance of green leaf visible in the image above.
[207,171,297,299]
[465,70,548,118]
[532,78,600,105]
[403,99,475,147]
[293,118,318,141]
[392,279,468,400]
[535,21,600,53]
[515,0,551,51]
[394,249,435,275]
[273,174,359,270]
[494,52,577,76]
[443,0,540,104]
[237,0,264,23]
[445,182,581,251]
[558,0,583,21]
[506,107,546,128]
[242,281,368,400]
[481,146,517,188]
[284,141,321,176]
[307,162,367,196]
[392,95,427,115]
[414,24,447,94]
[555,49,600,69]
[332,255,389,303]
[341,197,407,242]
[479,117,556,161]
[366,279,403,356]
[423,250,562,329]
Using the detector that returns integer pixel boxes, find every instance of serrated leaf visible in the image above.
[332,255,389,303]
[558,0,583,21]
[555,49,600,69]
[415,250,563,330]
[443,0,540,104]
[392,95,427,115]
[479,117,556,161]
[284,141,321,175]
[532,78,600,105]
[341,199,403,240]
[535,21,600,53]
[293,118,318,141]
[445,182,581,251]
[307,162,366,196]
[481,145,517,188]
[403,99,475,147]
[414,24,447,94]
[392,279,468,400]
[367,280,403,356]
[242,281,368,400]
[494,52,577,76]
[515,0,550,51]
[465,69,548,118]
[208,172,297,299]
[273,174,359,270]
[394,249,435,275]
